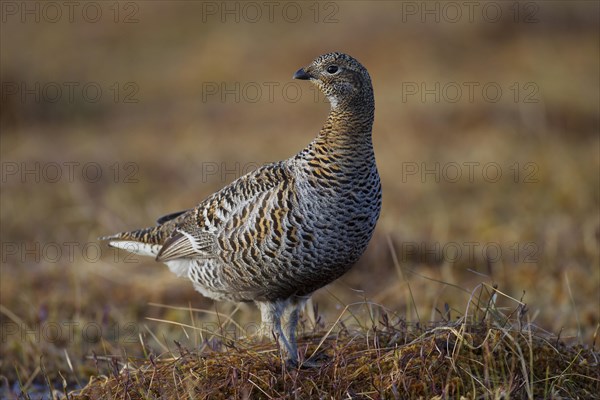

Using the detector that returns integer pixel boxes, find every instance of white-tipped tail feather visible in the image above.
[107,240,162,258]
[106,240,192,277]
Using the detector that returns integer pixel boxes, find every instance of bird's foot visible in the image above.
[286,351,329,369]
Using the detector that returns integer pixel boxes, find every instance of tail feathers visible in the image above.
[107,240,162,257]
[99,226,167,258]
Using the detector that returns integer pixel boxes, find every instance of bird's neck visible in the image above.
[293,106,375,180]
[314,98,375,154]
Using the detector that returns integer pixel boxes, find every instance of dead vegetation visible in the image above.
[72,285,599,399]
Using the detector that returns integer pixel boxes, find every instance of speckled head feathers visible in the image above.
[294,52,373,110]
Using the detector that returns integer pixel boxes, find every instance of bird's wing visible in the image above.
[156,210,189,225]
[156,161,295,262]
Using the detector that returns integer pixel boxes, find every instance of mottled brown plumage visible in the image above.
[101,52,381,365]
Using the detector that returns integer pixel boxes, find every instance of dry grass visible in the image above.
[72,330,599,399]
[69,285,600,399]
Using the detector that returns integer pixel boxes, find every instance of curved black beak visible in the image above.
[293,68,311,80]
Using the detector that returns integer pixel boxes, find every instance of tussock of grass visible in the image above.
[72,287,600,399]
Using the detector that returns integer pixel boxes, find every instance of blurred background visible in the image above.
[1,0,598,391]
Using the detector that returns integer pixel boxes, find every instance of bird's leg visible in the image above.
[281,297,307,361]
[282,297,322,368]
[256,301,297,364]
[256,301,275,339]
[281,304,299,364]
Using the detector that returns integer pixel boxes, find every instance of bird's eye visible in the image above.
[326,65,339,74]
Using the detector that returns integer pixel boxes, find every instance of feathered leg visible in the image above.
[256,300,297,364]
